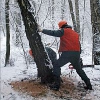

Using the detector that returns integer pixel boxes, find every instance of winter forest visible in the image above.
[0,0,100,100]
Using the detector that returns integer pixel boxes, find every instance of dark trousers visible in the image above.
[53,51,90,82]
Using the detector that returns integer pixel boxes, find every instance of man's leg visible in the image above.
[49,52,69,91]
[70,57,92,90]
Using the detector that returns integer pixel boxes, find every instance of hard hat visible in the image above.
[58,20,67,28]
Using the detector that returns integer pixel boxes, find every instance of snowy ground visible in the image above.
[1,63,100,100]
[1,37,100,100]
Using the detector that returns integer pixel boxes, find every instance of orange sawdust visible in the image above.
[10,77,85,99]
[11,80,47,97]
[51,77,76,98]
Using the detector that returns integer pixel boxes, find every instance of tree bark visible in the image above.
[5,0,10,66]
[61,0,65,20]
[17,0,53,83]
[68,0,77,32]
[90,0,100,65]
[52,0,55,29]
[14,12,22,46]
[75,0,80,33]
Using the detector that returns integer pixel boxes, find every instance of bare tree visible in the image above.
[17,0,53,84]
[75,0,80,34]
[61,0,65,20]
[14,12,22,46]
[52,0,55,29]
[0,0,2,34]
[68,0,77,32]
[10,0,22,47]
[90,0,100,65]
[5,0,10,66]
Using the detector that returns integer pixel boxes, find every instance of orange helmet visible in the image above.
[58,20,67,28]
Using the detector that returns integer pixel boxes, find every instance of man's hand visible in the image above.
[37,25,43,32]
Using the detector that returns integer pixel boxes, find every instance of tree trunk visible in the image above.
[14,11,22,46]
[52,0,55,29]
[90,0,100,65]
[75,0,80,33]
[5,0,10,66]
[17,0,53,83]
[68,0,77,32]
[61,0,65,20]
[0,0,2,34]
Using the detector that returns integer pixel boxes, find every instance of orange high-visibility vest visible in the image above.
[59,28,80,52]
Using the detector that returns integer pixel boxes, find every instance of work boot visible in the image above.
[49,75,60,91]
[84,79,92,90]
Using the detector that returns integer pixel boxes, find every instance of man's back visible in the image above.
[59,28,80,52]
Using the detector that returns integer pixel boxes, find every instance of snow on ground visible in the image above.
[1,36,100,100]
[1,63,100,100]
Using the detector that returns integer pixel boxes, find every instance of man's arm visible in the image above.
[42,29,64,37]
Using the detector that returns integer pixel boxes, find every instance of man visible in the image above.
[29,47,57,66]
[38,20,92,91]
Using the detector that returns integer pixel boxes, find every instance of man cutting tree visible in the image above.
[38,20,92,91]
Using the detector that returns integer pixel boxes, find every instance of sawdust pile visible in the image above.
[10,77,86,99]
[11,79,47,97]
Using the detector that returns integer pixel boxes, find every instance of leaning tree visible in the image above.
[17,0,54,84]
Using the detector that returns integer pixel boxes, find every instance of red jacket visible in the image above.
[59,28,80,52]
